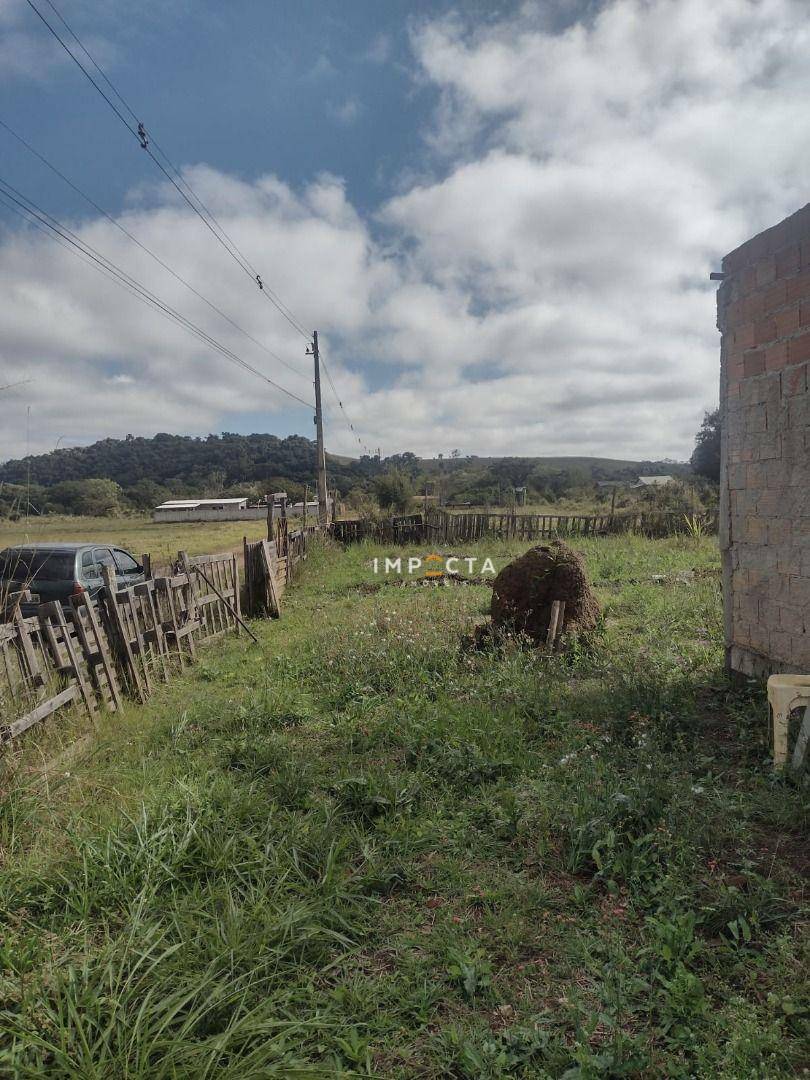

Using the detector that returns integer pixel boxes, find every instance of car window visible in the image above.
[114,549,140,574]
[93,547,117,570]
[0,549,74,582]
[81,550,102,578]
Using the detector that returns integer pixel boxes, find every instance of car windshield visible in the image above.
[0,550,75,583]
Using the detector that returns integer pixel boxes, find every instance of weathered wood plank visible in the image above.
[2,685,79,742]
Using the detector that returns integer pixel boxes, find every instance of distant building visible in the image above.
[153,497,266,523]
[152,494,332,523]
[596,475,675,490]
[630,475,675,488]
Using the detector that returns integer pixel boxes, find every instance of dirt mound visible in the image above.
[490,541,600,642]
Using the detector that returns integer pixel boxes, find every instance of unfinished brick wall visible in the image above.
[718,204,810,675]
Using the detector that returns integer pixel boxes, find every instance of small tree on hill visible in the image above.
[374,470,414,513]
[691,408,720,481]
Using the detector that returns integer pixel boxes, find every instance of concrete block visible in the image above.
[768,518,792,545]
[788,575,810,606]
[768,628,791,663]
[779,604,805,635]
[744,403,768,433]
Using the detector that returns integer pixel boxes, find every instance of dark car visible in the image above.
[0,543,146,617]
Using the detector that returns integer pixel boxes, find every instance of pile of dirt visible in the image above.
[490,540,600,643]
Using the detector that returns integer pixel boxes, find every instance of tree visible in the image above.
[374,470,414,513]
[691,408,720,481]
[123,479,173,510]
[48,478,123,516]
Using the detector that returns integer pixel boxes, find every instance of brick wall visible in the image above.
[718,204,810,675]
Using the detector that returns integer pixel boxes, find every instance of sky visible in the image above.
[1,0,810,463]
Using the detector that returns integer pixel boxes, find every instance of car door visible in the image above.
[80,548,105,599]
[93,547,119,590]
[113,548,145,587]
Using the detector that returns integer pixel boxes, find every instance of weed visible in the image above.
[0,533,806,1076]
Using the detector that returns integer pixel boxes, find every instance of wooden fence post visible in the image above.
[101,564,147,703]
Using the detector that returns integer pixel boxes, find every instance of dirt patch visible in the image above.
[490,540,600,643]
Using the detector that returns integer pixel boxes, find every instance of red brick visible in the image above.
[743,350,765,377]
[727,353,745,380]
[802,239,810,268]
[743,292,767,321]
[741,265,757,295]
[726,298,746,325]
[776,243,801,278]
[775,307,800,337]
[754,318,776,345]
[788,331,810,365]
[784,362,808,396]
[762,280,787,313]
[764,342,788,372]
[734,323,755,349]
[799,302,810,328]
[786,271,810,304]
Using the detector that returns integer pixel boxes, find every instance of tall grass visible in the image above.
[0,534,806,1077]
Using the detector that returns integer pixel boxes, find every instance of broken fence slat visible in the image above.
[2,685,80,742]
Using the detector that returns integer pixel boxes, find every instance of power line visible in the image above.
[0,117,309,384]
[0,177,314,409]
[25,0,312,340]
[0,379,34,393]
[318,350,372,455]
[23,0,372,454]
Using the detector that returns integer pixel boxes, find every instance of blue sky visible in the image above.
[1,0,809,463]
[5,1,525,220]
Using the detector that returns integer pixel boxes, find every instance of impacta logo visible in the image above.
[424,553,443,579]
[371,553,497,577]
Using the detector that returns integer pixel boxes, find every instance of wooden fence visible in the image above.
[0,600,120,744]
[1,550,249,744]
[242,521,319,618]
[332,509,716,545]
[331,514,427,544]
[425,509,614,542]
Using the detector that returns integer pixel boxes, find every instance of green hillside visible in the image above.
[0,432,691,517]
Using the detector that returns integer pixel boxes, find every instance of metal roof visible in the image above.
[635,475,675,486]
[155,498,249,509]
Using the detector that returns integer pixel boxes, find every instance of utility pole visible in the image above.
[309,330,328,525]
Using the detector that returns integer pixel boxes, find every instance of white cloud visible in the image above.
[0,0,121,81]
[3,0,810,464]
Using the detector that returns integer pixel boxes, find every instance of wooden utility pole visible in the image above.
[310,330,328,525]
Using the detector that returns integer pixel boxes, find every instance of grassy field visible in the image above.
[0,534,807,1077]
[0,514,270,569]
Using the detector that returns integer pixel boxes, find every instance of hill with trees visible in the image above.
[0,431,698,517]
